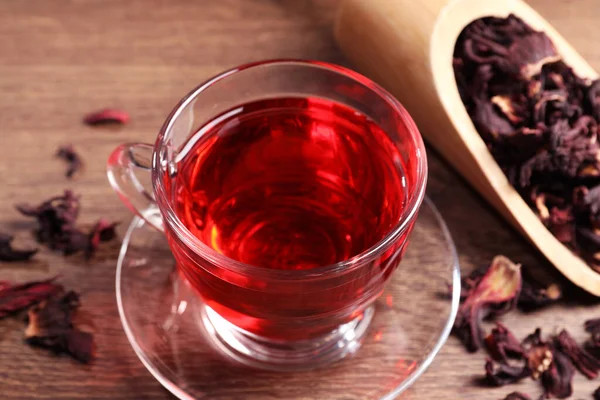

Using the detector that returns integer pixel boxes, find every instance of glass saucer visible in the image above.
[116,197,460,400]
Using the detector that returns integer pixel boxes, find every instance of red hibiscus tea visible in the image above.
[164,96,412,340]
[109,61,426,367]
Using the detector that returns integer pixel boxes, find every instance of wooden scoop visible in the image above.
[334,0,600,295]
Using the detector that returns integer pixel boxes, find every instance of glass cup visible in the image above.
[107,60,427,370]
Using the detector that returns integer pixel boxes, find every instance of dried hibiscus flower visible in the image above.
[553,329,600,379]
[83,108,129,125]
[485,323,524,362]
[16,190,81,254]
[25,290,95,363]
[0,278,62,318]
[16,191,118,259]
[541,347,575,399]
[454,14,600,273]
[0,232,37,262]
[56,145,83,179]
[457,259,559,312]
[453,255,522,352]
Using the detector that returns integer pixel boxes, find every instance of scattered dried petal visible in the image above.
[56,145,83,179]
[518,280,561,312]
[16,190,86,255]
[14,191,117,258]
[0,278,62,318]
[484,358,530,386]
[453,256,522,352]
[83,108,129,125]
[25,290,95,363]
[0,232,37,262]
[553,329,600,379]
[541,347,575,399]
[485,323,524,362]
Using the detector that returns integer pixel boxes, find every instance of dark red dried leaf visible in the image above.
[0,278,62,318]
[594,386,600,400]
[553,329,600,379]
[453,256,522,352]
[83,108,129,125]
[25,290,94,363]
[485,323,525,362]
[0,232,37,262]
[56,145,83,179]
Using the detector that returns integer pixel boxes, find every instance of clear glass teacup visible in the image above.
[107,60,427,370]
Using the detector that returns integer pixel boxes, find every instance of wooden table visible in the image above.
[1,0,600,398]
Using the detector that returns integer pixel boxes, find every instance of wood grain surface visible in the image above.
[0,0,599,399]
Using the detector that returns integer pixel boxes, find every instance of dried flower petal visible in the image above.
[0,278,62,318]
[484,358,530,386]
[472,96,515,140]
[454,256,522,352]
[485,323,525,362]
[554,329,600,379]
[517,280,561,312]
[541,347,575,399]
[0,232,37,262]
[16,190,86,255]
[25,290,95,363]
[504,32,561,79]
[56,145,83,179]
[83,108,129,125]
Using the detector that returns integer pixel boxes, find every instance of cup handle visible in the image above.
[107,143,165,232]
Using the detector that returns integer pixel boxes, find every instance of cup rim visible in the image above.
[152,59,428,280]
